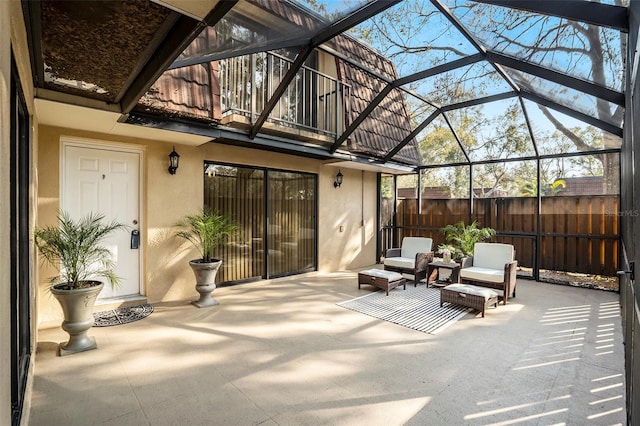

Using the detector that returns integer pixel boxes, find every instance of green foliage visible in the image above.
[441,221,496,258]
[520,179,566,196]
[175,208,239,262]
[35,211,126,289]
[380,175,394,199]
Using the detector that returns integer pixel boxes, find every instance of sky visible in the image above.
[289,0,624,168]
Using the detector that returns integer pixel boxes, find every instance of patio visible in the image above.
[28,271,625,425]
[4,0,640,423]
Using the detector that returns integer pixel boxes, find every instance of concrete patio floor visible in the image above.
[28,270,626,425]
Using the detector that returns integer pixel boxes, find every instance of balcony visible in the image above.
[219,51,352,144]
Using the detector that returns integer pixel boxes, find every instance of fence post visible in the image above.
[535,159,541,281]
[469,164,474,223]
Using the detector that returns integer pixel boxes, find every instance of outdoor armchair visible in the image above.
[383,237,434,285]
[459,243,517,304]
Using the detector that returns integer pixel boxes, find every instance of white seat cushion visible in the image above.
[444,283,498,300]
[473,243,514,270]
[384,257,415,270]
[400,237,432,259]
[359,269,404,281]
[460,266,505,283]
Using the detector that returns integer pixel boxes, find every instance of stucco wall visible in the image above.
[36,126,378,324]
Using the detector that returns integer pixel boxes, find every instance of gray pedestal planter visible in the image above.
[189,259,222,308]
[51,281,104,356]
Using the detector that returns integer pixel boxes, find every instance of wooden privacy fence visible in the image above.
[381,195,619,276]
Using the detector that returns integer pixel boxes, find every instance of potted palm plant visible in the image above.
[175,208,238,308]
[441,221,496,260]
[35,211,125,356]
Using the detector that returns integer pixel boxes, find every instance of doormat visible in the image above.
[337,286,469,334]
[93,304,154,327]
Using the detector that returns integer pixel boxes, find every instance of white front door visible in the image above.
[62,141,142,301]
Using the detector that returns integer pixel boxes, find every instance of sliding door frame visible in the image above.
[204,161,318,284]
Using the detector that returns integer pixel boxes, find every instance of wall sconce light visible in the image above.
[334,170,343,188]
[168,146,180,175]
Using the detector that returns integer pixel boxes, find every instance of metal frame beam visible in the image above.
[168,38,308,70]
[320,45,392,84]
[441,91,517,112]
[249,0,402,139]
[248,44,312,139]
[21,0,44,88]
[442,111,470,163]
[519,97,539,157]
[396,53,484,86]
[330,54,482,153]
[520,91,623,137]
[383,110,440,162]
[329,84,394,153]
[430,0,486,53]
[115,11,182,104]
[24,0,626,174]
[120,0,238,113]
[487,51,625,106]
[474,0,628,32]
[311,1,401,46]
[417,146,621,169]
[432,0,521,93]
[320,44,440,108]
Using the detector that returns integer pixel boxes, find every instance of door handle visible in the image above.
[617,261,635,281]
[130,229,140,250]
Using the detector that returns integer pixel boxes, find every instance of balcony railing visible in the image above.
[219,52,351,139]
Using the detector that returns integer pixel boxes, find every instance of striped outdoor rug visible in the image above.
[337,285,470,334]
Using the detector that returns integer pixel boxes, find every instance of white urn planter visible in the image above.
[35,211,125,358]
[51,281,104,356]
[175,208,238,308]
[189,259,222,308]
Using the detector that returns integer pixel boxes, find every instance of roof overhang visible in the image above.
[35,99,211,146]
[123,110,418,172]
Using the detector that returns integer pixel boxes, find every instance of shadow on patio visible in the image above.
[29,271,625,425]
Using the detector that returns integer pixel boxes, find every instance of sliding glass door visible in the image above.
[204,163,317,283]
[11,53,31,426]
[268,171,316,276]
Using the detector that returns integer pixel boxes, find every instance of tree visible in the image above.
[351,0,623,192]
[520,178,566,197]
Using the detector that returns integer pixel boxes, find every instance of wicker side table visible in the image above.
[427,261,461,288]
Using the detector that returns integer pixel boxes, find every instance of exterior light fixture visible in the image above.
[168,146,180,175]
[334,170,343,188]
